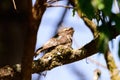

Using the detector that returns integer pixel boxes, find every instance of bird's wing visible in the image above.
[36,38,59,55]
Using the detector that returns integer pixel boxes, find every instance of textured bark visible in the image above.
[0,0,47,80]
[0,0,33,80]
[104,50,120,80]
[0,0,120,79]
[0,0,27,66]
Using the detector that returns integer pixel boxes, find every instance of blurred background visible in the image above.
[32,0,120,80]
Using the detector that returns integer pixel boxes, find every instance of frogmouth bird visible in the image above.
[35,27,74,56]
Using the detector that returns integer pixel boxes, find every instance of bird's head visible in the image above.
[58,27,74,36]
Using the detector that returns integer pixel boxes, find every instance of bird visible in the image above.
[35,27,74,56]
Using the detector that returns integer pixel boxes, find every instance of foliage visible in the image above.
[1,0,120,79]
[77,0,95,19]
[77,0,120,56]
[118,41,120,58]
[77,0,113,18]
[111,14,120,32]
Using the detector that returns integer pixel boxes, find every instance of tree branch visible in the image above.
[69,1,120,80]
[104,49,120,80]
[44,2,73,9]
[0,0,120,79]
[32,38,99,73]
[32,0,47,30]
[69,0,99,38]
[22,0,47,80]
[0,29,120,79]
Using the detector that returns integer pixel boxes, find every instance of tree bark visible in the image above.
[0,0,34,80]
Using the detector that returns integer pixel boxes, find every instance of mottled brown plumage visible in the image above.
[35,27,74,56]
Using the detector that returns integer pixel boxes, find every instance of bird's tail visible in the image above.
[34,47,43,57]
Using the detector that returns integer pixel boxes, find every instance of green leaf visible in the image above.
[118,41,120,59]
[97,24,110,53]
[72,9,76,17]
[91,0,104,10]
[78,0,95,19]
[103,0,113,15]
[111,13,120,32]
[118,0,120,8]
[92,0,113,15]
[98,32,109,53]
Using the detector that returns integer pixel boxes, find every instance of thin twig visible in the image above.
[93,69,101,80]
[47,0,63,4]
[12,0,17,10]
[88,57,107,69]
[44,3,73,9]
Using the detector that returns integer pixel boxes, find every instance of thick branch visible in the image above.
[82,17,98,38]
[0,37,99,79]
[0,0,47,79]
[21,0,33,79]
[0,30,120,79]
[32,37,99,73]
[104,50,120,80]
[22,0,47,80]
[32,0,47,30]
